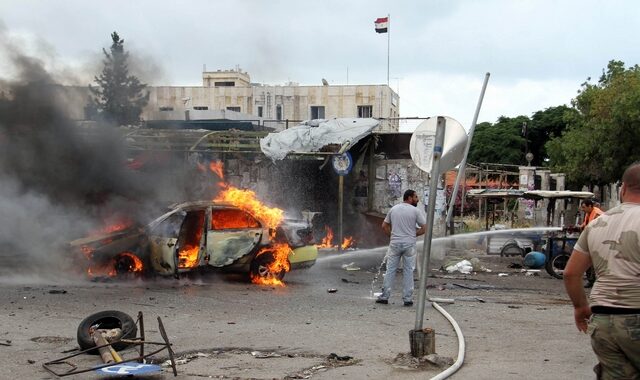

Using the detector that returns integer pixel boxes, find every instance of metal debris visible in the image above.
[341,262,360,271]
[251,351,281,358]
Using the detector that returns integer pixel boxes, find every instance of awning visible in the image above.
[523,190,595,200]
[467,189,595,200]
[466,189,525,199]
[259,118,379,161]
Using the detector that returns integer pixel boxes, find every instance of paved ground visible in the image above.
[0,247,596,379]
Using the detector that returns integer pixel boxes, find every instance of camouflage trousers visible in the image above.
[588,313,640,380]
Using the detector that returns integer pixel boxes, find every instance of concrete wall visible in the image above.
[371,159,430,215]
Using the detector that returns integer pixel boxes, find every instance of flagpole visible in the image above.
[387,14,390,87]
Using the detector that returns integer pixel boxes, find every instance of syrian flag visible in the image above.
[374,17,388,33]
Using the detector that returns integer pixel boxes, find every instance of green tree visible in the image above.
[89,32,148,125]
[527,105,575,166]
[546,60,640,185]
[468,116,529,166]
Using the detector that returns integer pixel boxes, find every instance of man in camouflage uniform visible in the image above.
[565,162,640,379]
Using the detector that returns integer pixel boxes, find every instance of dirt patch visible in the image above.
[389,352,454,371]
[30,336,73,344]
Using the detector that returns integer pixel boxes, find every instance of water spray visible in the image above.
[370,255,387,298]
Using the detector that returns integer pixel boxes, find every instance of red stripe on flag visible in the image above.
[375,17,388,23]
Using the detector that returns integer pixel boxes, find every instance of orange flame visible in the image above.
[209,161,225,179]
[341,236,355,249]
[215,186,283,229]
[207,160,291,285]
[87,252,143,278]
[316,226,334,248]
[251,244,292,287]
[178,244,200,269]
[316,226,355,250]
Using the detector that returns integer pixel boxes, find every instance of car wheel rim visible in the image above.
[257,264,273,278]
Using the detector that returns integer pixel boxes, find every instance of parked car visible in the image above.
[70,201,317,282]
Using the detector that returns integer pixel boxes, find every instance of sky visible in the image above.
[1,0,640,131]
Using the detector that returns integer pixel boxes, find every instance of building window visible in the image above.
[215,81,235,87]
[257,106,263,118]
[193,106,209,110]
[159,106,174,111]
[358,105,373,118]
[276,105,283,121]
[310,106,325,120]
[226,106,241,112]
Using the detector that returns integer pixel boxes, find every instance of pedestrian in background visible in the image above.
[376,189,426,306]
[579,199,603,230]
[564,162,640,379]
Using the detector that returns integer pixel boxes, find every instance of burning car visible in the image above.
[71,200,317,284]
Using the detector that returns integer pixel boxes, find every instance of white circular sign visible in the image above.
[409,116,468,174]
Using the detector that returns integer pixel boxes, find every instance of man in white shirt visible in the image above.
[376,189,426,306]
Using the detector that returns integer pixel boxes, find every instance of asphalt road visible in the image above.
[0,247,596,380]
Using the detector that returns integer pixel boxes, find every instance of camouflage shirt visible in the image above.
[574,202,640,309]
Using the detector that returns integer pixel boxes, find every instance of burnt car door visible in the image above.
[148,208,207,275]
[206,207,264,267]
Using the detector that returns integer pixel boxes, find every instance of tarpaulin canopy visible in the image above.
[259,118,379,161]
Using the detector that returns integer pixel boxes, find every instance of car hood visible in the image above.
[69,227,142,248]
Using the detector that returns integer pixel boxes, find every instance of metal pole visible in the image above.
[338,175,344,252]
[445,73,490,234]
[387,14,390,87]
[415,117,446,331]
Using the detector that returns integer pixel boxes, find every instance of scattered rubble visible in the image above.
[442,257,489,274]
[162,352,211,367]
[327,353,353,361]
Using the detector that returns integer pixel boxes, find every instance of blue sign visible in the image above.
[332,152,353,176]
[96,363,162,375]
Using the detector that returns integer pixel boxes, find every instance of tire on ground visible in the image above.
[76,310,137,354]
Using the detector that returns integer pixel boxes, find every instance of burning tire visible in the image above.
[77,310,137,354]
[250,251,287,283]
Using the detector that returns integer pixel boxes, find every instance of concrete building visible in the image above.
[144,68,400,132]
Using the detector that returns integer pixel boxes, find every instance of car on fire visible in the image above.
[71,201,317,282]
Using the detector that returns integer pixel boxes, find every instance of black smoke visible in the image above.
[0,29,192,282]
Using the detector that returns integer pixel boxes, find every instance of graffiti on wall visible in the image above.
[387,171,402,199]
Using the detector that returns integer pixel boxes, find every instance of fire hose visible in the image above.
[429,301,466,380]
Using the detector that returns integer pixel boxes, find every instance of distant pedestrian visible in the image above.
[564,162,640,379]
[579,199,603,231]
[376,189,426,306]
